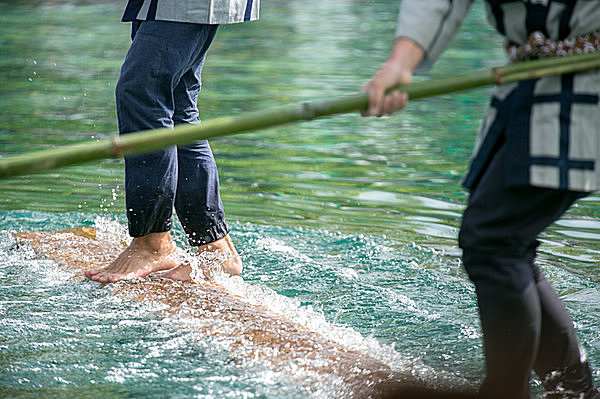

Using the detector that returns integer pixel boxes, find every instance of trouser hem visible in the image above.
[128,218,172,238]
[186,220,230,246]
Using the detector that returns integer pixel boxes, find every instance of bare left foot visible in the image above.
[159,234,242,281]
[84,232,179,283]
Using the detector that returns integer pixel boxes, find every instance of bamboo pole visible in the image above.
[1,52,600,179]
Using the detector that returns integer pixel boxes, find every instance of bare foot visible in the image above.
[84,232,179,283]
[159,234,242,281]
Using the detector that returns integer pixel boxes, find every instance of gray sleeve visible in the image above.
[396,0,474,73]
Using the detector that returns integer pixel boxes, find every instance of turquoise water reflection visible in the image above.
[1,0,599,397]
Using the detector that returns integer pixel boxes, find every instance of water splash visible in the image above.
[94,215,130,245]
[2,215,597,397]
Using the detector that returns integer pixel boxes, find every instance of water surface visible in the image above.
[1,0,599,397]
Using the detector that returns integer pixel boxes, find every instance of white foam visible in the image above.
[88,217,470,389]
[213,272,420,373]
[94,216,130,245]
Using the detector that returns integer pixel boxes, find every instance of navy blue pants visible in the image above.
[459,143,598,398]
[115,20,229,245]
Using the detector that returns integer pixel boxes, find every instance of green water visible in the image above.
[1,0,599,397]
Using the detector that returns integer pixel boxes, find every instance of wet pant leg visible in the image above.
[115,21,228,243]
[170,41,229,246]
[175,141,229,246]
[534,270,599,398]
[458,143,597,398]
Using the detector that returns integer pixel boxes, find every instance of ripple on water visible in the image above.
[1,214,599,397]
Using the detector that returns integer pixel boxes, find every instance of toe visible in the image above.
[84,269,100,278]
[92,272,111,283]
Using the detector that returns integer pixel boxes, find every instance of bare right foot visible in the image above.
[159,234,242,281]
[84,232,179,283]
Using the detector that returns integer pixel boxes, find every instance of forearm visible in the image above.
[385,37,425,75]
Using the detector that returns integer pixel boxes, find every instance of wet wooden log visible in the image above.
[13,228,477,398]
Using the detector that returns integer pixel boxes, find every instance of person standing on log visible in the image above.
[84,0,260,283]
[362,1,600,398]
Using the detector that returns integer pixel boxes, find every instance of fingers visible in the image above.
[361,80,386,117]
[362,69,412,117]
[381,91,409,116]
[362,84,410,117]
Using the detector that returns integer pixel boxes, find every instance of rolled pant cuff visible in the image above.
[128,218,172,238]
[186,220,230,246]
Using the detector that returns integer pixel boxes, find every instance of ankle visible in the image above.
[133,232,175,254]
[223,255,243,276]
[198,234,243,276]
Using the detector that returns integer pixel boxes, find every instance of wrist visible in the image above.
[388,37,425,73]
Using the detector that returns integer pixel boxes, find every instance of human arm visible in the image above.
[362,37,424,117]
[362,0,474,117]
